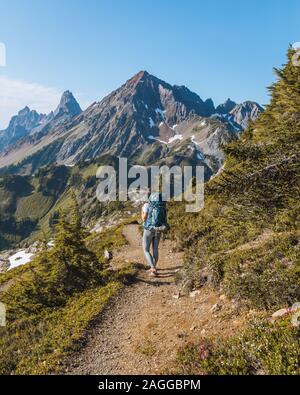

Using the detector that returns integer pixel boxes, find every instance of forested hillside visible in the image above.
[170,48,300,374]
[0,197,136,374]
[0,156,131,251]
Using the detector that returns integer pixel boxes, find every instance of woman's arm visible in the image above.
[141,203,149,222]
[141,208,147,222]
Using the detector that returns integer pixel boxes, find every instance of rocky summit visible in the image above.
[0,71,263,175]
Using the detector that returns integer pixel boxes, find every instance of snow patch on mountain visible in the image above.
[155,108,166,119]
[148,135,168,144]
[191,135,200,146]
[8,250,34,270]
[168,134,183,144]
[149,117,155,128]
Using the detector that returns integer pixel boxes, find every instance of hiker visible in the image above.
[141,192,169,276]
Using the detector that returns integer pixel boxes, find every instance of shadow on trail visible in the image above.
[156,272,176,278]
[135,277,174,286]
[158,266,182,271]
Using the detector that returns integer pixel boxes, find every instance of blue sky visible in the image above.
[0,0,299,128]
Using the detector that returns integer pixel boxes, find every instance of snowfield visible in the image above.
[8,251,34,270]
[149,117,155,128]
[168,134,183,144]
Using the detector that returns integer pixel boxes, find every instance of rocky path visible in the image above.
[67,224,247,375]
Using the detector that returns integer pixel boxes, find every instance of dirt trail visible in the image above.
[67,224,247,375]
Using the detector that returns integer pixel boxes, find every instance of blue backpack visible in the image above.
[144,192,169,232]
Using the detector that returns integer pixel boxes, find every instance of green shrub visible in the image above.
[176,317,300,375]
[0,197,132,374]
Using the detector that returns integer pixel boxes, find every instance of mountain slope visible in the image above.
[215,98,237,114]
[52,90,82,120]
[0,107,46,152]
[0,72,262,175]
[213,100,264,131]
[51,70,217,162]
[0,91,82,171]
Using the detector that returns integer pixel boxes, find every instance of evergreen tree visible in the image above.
[49,196,102,297]
[4,195,103,318]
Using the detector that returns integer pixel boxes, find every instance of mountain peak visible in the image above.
[18,106,31,115]
[59,90,78,106]
[120,71,215,119]
[0,71,263,170]
[61,90,73,98]
[216,98,237,114]
[0,106,46,152]
[53,91,82,119]
[240,100,264,110]
[137,70,149,77]
[127,70,152,86]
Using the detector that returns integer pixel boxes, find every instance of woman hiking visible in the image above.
[141,192,169,276]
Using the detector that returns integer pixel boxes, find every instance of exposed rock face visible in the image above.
[0,250,11,272]
[53,90,82,120]
[212,100,263,131]
[0,71,263,176]
[0,107,46,152]
[56,71,217,163]
[215,98,237,114]
[0,91,82,170]
[229,101,264,130]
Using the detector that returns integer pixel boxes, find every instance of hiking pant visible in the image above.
[142,229,161,269]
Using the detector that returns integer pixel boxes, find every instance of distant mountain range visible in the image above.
[0,71,263,175]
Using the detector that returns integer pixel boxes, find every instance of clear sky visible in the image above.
[0,0,299,128]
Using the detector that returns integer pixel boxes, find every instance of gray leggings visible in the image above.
[142,229,161,268]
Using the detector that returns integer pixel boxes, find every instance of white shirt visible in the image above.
[142,202,150,215]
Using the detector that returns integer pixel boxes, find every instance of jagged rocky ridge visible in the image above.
[0,90,82,155]
[0,71,263,175]
[0,107,46,151]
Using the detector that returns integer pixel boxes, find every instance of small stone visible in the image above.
[271,307,291,320]
[172,293,180,299]
[103,249,112,260]
[211,303,222,313]
[219,294,227,301]
[189,290,200,298]
[190,325,196,331]
[272,308,289,318]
